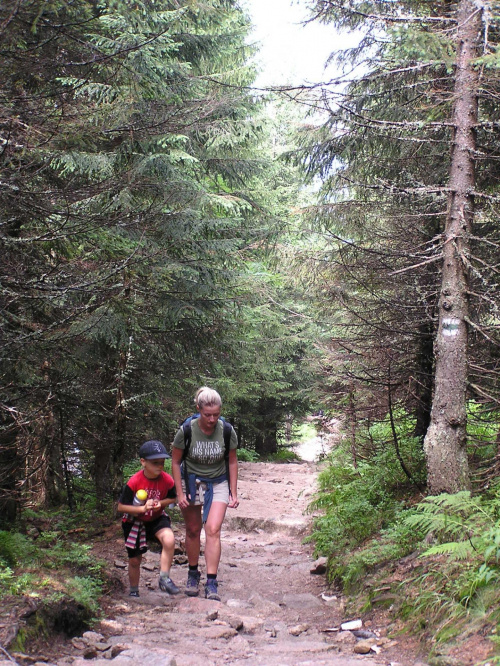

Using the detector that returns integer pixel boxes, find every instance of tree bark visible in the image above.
[423,0,481,494]
[254,398,278,455]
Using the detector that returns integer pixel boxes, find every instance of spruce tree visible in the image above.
[299,0,500,492]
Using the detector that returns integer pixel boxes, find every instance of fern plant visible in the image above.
[402,487,500,643]
[405,490,500,565]
[307,407,426,559]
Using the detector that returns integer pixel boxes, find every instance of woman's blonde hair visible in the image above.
[195,386,222,410]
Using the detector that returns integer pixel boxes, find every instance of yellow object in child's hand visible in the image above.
[136,489,148,502]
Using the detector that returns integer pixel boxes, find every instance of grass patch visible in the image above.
[263,448,300,462]
[293,422,318,441]
[237,448,260,462]
[0,509,110,650]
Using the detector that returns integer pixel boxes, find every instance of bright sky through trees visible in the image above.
[244,0,338,87]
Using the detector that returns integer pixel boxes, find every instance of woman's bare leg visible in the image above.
[204,501,228,575]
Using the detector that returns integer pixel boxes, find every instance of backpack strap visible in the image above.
[223,420,232,498]
[182,420,192,494]
[181,419,192,461]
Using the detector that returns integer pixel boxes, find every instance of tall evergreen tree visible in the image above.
[0,0,280,514]
[298,0,500,492]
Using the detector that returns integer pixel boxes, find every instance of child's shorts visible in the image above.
[181,478,229,506]
[122,514,171,558]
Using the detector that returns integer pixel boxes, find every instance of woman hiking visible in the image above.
[171,387,239,601]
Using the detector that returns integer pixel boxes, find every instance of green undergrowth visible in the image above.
[308,408,500,662]
[238,447,300,462]
[237,448,260,462]
[293,421,318,441]
[0,508,109,649]
[263,448,300,462]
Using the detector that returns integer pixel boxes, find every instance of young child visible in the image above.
[117,440,179,597]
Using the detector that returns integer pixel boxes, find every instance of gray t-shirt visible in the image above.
[173,418,238,479]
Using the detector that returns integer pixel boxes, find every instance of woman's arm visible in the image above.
[228,448,239,508]
[171,446,190,509]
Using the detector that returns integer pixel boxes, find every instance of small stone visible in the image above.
[310,557,328,575]
[226,598,252,609]
[71,638,86,650]
[204,625,238,640]
[95,642,112,652]
[206,609,219,621]
[83,647,97,659]
[114,560,127,569]
[99,619,124,633]
[229,635,250,650]
[142,562,156,571]
[240,617,264,634]
[354,640,374,654]
[82,631,105,644]
[334,631,357,644]
[226,616,244,631]
[174,554,188,565]
[289,623,309,636]
[340,619,363,631]
[352,629,377,639]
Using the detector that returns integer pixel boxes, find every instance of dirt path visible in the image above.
[53,457,427,666]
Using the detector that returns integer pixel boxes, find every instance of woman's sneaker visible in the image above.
[204,579,220,601]
[185,569,201,597]
[159,576,180,595]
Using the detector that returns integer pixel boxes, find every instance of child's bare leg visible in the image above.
[156,527,175,573]
[128,554,142,588]
[156,527,179,594]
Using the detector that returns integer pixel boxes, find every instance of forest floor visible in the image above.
[3,433,492,666]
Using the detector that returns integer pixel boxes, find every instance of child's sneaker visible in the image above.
[129,590,140,598]
[204,579,220,601]
[185,570,201,597]
[159,576,180,595]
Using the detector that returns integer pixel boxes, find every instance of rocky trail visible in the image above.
[23,443,430,666]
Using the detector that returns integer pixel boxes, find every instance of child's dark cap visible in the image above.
[139,440,170,459]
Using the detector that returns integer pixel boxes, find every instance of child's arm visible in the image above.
[118,483,159,515]
[117,498,157,515]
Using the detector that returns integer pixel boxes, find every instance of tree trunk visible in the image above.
[423,0,480,494]
[0,408,20,526]
[348,387,358,468]
[255,427,278,456]
[253,398,279,456]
